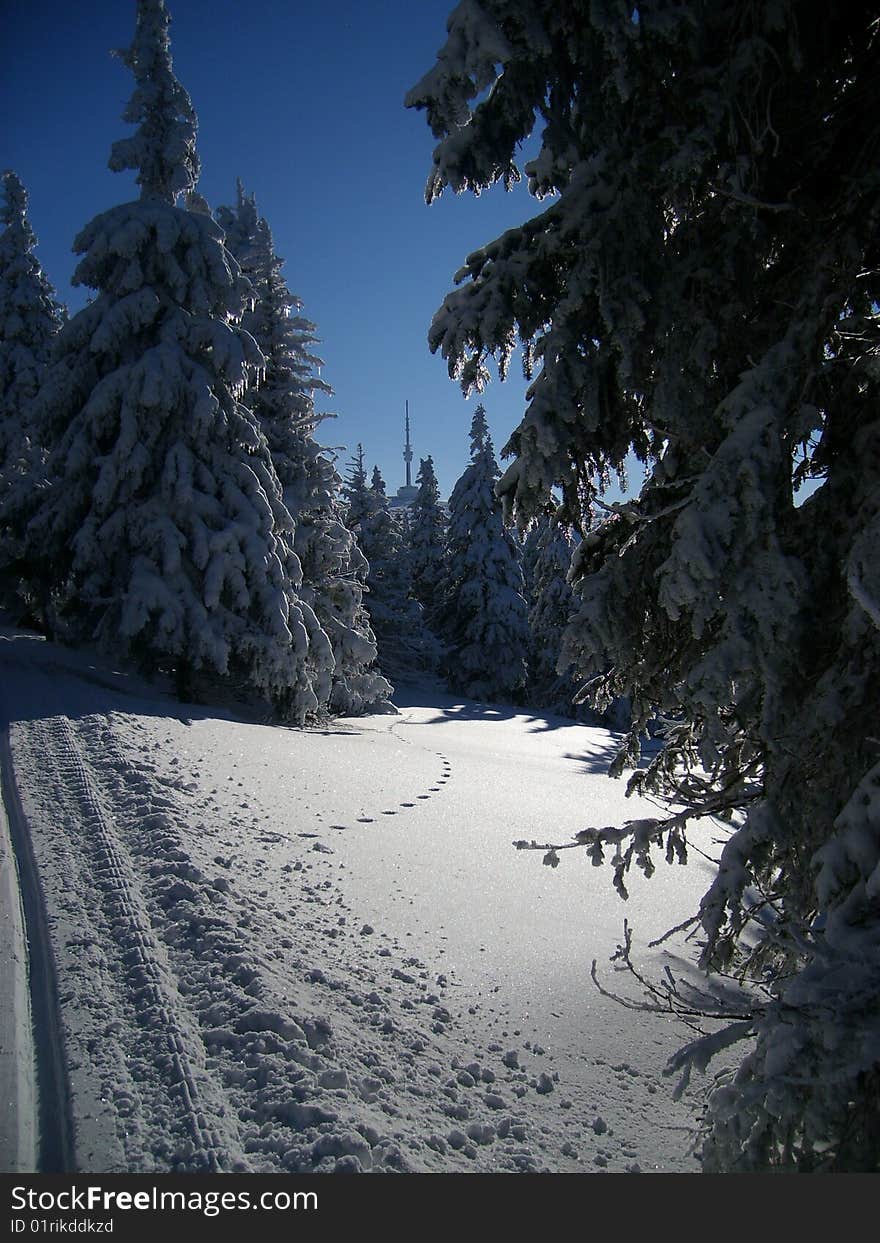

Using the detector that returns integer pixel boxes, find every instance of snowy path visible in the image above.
[1,628,720,1173]
[0,722,38,1172]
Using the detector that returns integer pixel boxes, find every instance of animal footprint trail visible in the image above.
[337,746,455,831]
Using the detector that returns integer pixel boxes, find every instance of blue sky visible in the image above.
[2,0,546,500]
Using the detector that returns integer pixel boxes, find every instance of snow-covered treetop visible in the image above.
[345,444,368,491]
[411,457,445,547]
[0,170,63,339]
[0,170,64,453]
[446,406,505,549]
[215,180,260,270]
[343,444,379,530]
[216,180,331,429]
[467,403,495,466]
[440,401,529,698]
[415,455,440,505]
[1,170,29,235]
[444,406,502,549]
[109,0,200,204]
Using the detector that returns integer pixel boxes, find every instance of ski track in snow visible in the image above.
[2,630,717,1173]
[23,716,238,1172]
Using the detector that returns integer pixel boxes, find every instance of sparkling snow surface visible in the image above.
[1,626,721,1173]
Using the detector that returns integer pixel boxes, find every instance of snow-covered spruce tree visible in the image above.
[521,514,582,717]
[323,532,395,714]
[409,2,880,1170]
[0,171,64,463]
[408,455,447,617]
[215,183,391,714]
[436,406,528,700]
[0,171,65,615]
[342,444,378,531]
[26,0,320,717]
[348,463,437,677]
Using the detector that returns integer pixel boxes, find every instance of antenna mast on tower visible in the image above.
[404,400,413,489]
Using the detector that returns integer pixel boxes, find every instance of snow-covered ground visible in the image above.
[0,624,723,1174]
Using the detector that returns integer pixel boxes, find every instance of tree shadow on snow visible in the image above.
[391,676,592,734]
[563,731,666,777]
[0,624,294,733]
[563,734,625,775]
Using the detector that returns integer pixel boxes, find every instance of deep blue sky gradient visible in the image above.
[2,0,548,499]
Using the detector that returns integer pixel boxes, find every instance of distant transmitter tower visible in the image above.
[404,400,413,488]
[391,401,419,507]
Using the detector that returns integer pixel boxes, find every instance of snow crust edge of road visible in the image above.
[0,729,37,1172]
